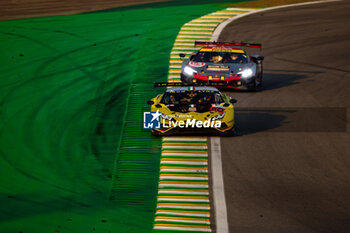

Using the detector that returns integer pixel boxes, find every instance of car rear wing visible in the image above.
[195,41,262,49]
[154,82,228,87]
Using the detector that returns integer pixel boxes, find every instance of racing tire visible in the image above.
[257,73,263,87]
[247,79,258,92]
[220,126,236,136]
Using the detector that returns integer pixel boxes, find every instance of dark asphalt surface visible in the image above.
[217,1,350,232]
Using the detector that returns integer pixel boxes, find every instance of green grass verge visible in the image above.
[0,3,226,233]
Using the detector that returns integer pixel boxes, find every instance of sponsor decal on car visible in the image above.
[207,65,229,71]
[210,106,225,113]
[200,48,244,53]
[169,90,215,93]
[188,104,197,112]
[189,61,206,67]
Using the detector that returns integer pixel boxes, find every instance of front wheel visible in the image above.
[219,126,235,136]
[257,72,263,87]
[247,78,258,91]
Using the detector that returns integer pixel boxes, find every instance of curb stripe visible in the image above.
[154,226,211,232]
[158,190,209,195]
[162,145,207,149]
[155,218,210,224]
[163,137,207,141]
[160,161,208,165]
[175,38,210,42]
[160,169,208,173]
[162,153,208,157]
[185,23,218,26]
[160,177,208,181]
[159,184,208,188]
[158,198,209,203]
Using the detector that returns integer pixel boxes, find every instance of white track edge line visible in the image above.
[211,0,342,41]
[210,137,228,233]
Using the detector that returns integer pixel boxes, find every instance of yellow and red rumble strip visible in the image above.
[153,137,211,232]
[153,7,258,233]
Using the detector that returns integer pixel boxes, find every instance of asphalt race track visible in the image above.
[218,1,350,232]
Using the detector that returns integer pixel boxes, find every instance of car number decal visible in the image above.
[210,106,225,113]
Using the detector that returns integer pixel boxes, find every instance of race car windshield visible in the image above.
[161,91,224,105]
[161,91,224,113]
[192,52,249,64]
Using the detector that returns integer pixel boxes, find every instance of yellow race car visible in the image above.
[146,84,237,136]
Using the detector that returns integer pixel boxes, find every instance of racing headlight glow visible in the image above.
[184,66,197,76]
[238,68,253,78]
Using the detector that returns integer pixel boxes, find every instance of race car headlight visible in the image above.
[184,66,197,76]
[238,68,253,78]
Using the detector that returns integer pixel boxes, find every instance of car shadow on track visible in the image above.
[260,69,323,91]
[234,108,287,136]
[234,107,346,136]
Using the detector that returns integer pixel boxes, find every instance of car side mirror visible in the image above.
[229,98,237,104]
[147,100,154,105]
[251,55,264,64]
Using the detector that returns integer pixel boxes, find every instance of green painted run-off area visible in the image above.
[0,1,234,232]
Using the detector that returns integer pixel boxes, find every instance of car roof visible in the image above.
[166,86,219,92]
